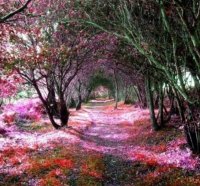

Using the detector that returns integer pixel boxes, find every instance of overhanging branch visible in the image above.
[0,0,32,23]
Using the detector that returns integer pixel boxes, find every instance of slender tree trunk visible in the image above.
[59,94,69,127]
[124,85,128,104]
[76,95,82,110]
[114,69,119,109]
[0,99,3,109]
[145,76,159,131]
[164,95,174,123]
[124,85,131,104]
[154,95,159,109]
[137,85,147,108]
[47,87,58,117]
[133,86,142,103]
[76,80,82,110]
[158,82,164,127]
[174,89,185,122]
[85,88,92,103]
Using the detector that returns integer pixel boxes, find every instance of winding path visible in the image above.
[74,101,149,157]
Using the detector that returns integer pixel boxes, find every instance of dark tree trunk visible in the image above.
[145,76,159,131]
[174,89,185,122]
[47,87,59,117]
[164,96,174,123]
[124,85,129,104]
[137,85,147,108]
[124,86,132,104]
[33,82,61,129]
[0,99,3,109]
[76,95,82,110]
[47,109,61,129]
[154,95,159,109]
[59,98,69,127]
[69,98,76,108]
[108,91,112,99]
[114,69,119,109]
[124,97,131,104]
[158,82,164,127]
[85,89,92,103]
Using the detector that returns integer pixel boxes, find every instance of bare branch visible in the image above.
[0,0,32,24]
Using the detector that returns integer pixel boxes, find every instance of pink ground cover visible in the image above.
[0,99,199,178]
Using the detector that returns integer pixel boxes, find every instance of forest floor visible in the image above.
[0,99,200,186]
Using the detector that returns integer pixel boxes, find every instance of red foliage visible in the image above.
[145,158,158,166]
[0,72,22,98]
[3,113,16,124]
[152,144,167,153]
[10,157,20,165]
[0,156,4,165]
[38,176,62,186]
[134,153,146,161]
[156,165,173,173]
[2,147,28,158]
[81,164,103,179]
[42,161,52,169]
[47,169,63,177]
[54,159,74,169]
[134,152,158,166]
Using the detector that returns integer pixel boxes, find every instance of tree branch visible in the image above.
[0,0,32,23]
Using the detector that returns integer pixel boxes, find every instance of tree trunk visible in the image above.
[85,89,92,103]
[174,89,185,122]
[33,82,60,129]
[137,85,147,108]
[124,85,131,104]
[124,85,128,104]
[154,95,159,109]
[59,101,69,127]
[133,86,142,103]
[58,94,69,127]
[76,95,82,110]
[0,99,3,109]
[145,76,159,131]
[164,95,174,123]
[114,69,119,109]
[47,109,61,129]
[47,87,59,117]
[158,82,164,127]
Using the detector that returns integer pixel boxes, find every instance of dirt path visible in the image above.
[0,100,199,185]
[77,102,145,185]
[79,103,138,154]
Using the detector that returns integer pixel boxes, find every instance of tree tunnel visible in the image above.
[86,73,115,101]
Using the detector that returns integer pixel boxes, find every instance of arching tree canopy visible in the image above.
[88,72,115,97]
[1,1,200,185]
[0,0,200,154]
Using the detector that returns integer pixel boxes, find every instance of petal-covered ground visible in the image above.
[0,99,200,185]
